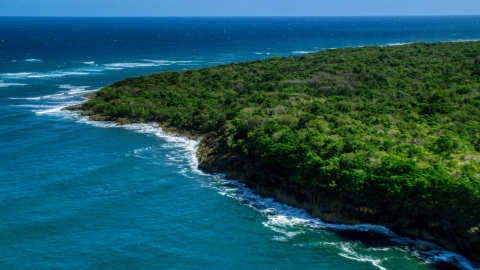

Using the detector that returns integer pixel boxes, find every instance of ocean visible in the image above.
[1,16,480,269]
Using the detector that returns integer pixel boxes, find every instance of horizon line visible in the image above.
[1,14,480,18]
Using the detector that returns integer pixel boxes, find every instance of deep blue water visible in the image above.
[1,17,480,270]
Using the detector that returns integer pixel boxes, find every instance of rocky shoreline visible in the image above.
[65,92,480,264]
[64,92,203,140]
[196,131,480,263]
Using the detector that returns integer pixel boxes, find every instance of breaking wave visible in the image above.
[0,81,27,88]
[1,71,92,80]
[24,58,42,62]
[103,59,196,69]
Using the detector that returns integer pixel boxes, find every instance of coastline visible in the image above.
[65,92,480,266]
[7,17,480,270]
[64,92,203,140]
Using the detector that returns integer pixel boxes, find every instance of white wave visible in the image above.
[73,121,205,177]
[32,99,82,115]
[1,71,92,79]
[68,89,91,95]
[272,236,289,242]
[1,70,98,80]
[58,84,93,95]
[1,72,33,78]
[11,84,95,116]
[339,243,387,270]
[25,74,54,78]
[103,62,158,68]
[34,105,68,115]
[83,61,95,65]
[11,103,72,116]
[42,93,70,100]
[9,97,41,100]
[11,60,17,63]
[292,51,314,54]
[0,81,27,88]
[367,247,392,252]
[449,38,480,43]
[28,72,90,78]
[59,84,84,90]
[78,68,104,72]
[142,59,193,64]
[51,92,82,99]
[142,59,169,63]
[263,218,305,239]
[9,92,78,101]
[25,58,42,62]
[386,42,411,46]
[102,60,195,69]
[125,147,153,159]
[122,123,204,176]
[14,104,56,108]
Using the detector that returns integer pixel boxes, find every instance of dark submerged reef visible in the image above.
[70,42,480,262]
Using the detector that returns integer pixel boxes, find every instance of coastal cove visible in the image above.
[66,40,480,267]
[3,17,480,270]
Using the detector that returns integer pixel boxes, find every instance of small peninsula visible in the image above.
[68,41,480,261]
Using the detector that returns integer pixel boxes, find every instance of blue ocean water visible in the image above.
[1,17,480,269]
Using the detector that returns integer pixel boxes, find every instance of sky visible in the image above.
[1,0,480,17]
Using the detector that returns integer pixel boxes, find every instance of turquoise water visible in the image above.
[1,17,480,269]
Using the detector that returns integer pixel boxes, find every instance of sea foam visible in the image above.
[103,62,158,68]
[338,243,387,270]
[9,84,94,116]
[142,59,193,64]
[1,71,91,79]
[386,42,412,46]
[292,51,314,54]
[24,58,42,62]
[0,81,27,88]
[103,59,194,69]
[59,84,94,95]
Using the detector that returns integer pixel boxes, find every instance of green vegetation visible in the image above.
[84,42,480,247]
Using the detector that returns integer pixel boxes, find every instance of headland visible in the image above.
[65,41,480,262]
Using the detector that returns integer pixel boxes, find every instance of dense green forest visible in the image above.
[83,42,480,252]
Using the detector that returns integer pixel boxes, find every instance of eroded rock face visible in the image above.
[116,118,131,125]
[62,104,84,111]
[89,114,109,121]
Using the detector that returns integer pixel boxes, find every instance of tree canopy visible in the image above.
[83,41,480,248]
